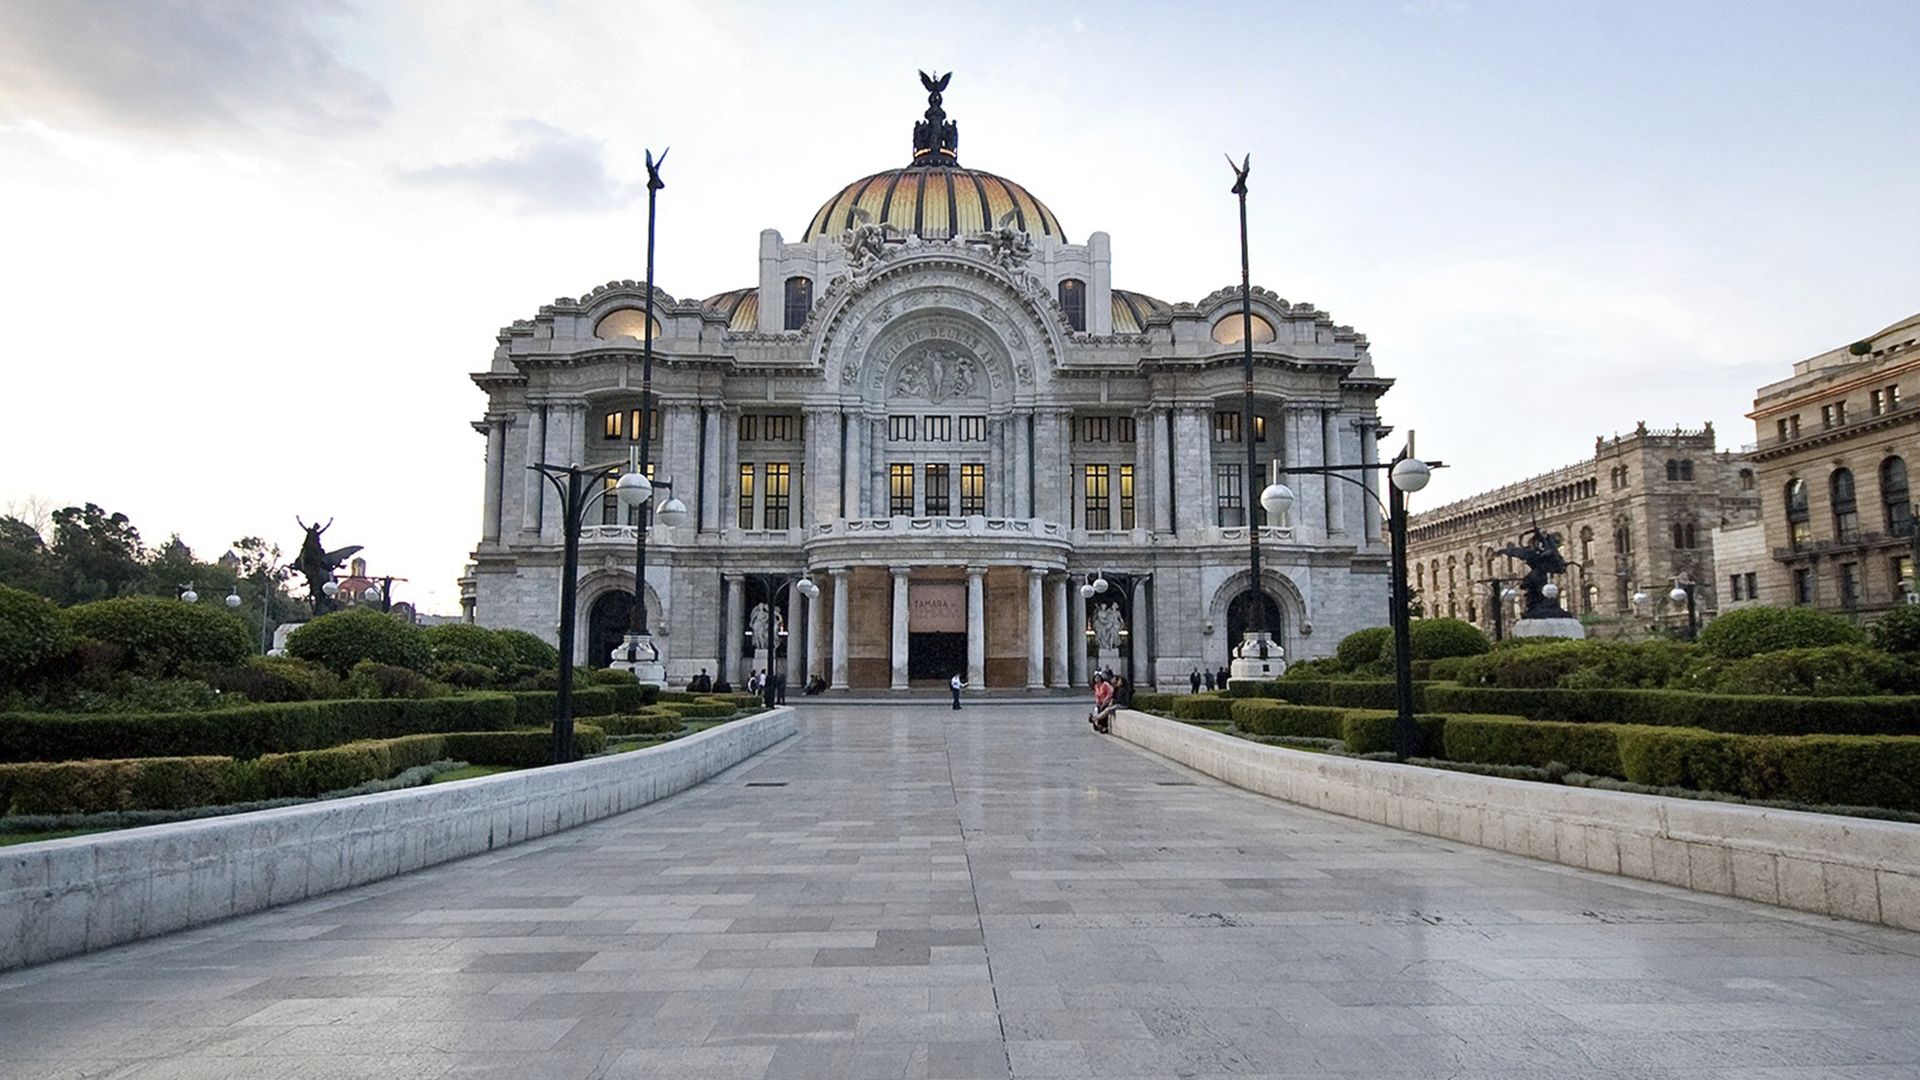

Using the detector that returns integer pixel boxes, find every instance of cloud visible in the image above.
[399,119,638,214]
[0,0,389,134]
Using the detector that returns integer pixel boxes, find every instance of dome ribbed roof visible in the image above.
[802,167,1064,244]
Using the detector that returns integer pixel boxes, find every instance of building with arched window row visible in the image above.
[463,78,1403,691]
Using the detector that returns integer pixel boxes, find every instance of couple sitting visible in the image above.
[1088,673,1118,734]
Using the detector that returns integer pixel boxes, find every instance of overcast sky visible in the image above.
[2,0,1915,614]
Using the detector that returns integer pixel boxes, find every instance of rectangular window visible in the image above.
[1213,411,1241,443]
[1873,389,1887,417]
[766,415,795,441]
[1253,415,1267,443]
[960,463,985,515]
[1118,464,1136,530]
[1115,416,1136,443]
[1890,385,1902,411]
[1215,463,1244,526]
[1823,402,1848,429]
[1896,556,1915,595]
[1793,567,1813,605]
[737,464,756,529]
[958,415,986,441]
[1084,464,1111,531]
[889,415,915,442]
[925,463,950,516]
[764,463,791,530]
[604,411,623,441]
[1730,574,1744,602]
[1841,563,1861,609]
[737,414,758,443]
[924,415,951,441]
[1744,571,1758,600]
[783,276,812,331]
[889,463,915,516]
[1837,507,1861,542]
[1080,416,1110,443]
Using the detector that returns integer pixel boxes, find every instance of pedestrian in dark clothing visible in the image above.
[1216,664,1230,691]
[1190,668,1202,693]
[1203,668,1215,691]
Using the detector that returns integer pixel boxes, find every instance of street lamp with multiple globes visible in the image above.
[609,469,689,683]
[1259,440,1437,759]
[1669,578,1700,640]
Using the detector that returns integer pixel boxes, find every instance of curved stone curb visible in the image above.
[1114,709,1920,931]
[0,709,798,972]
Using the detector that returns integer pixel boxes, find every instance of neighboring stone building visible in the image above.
[465,78,1402,691]
[1747,312,1920,619]
[1406,424,1758,640]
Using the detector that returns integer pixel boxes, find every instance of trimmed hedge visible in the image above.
[2,756,236,815]
[1421,684,1920,737]
[67,597,251,677]
[597,710,685,737]
[1339,710,1445,757]
[0,692,522,763]
[1169,695,1234,722]
[444,726,605,767]
[1230,700,1348,740]
[1240,678,1421,712]
[1440,714,1625,778]
[508,687,620,725]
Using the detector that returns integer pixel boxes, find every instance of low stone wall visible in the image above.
[1116,709,1920,930]
[0,710,797,971]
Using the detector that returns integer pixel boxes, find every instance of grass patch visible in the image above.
[429,764,518,783]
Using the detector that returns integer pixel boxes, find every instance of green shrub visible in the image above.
[65,596,250,677]
[1170,695,1234,722]
[1695,605,1867,659]
[344,659,438,699]
[2,756,236,815]
[1771,736,1920,812]
[1869,604,1920,655]
[421,623,518,674]
[0,584,69,683]
[285,608,431,675]
[1614,725,1762,797]
[206,655,341,703]
[597,709,684,736]
[1447,640,1697,690]
[1684,645,1920,697]
[1420,683,1920,737]
[1335,626,1392,670]
[495,629,560,669]
[1131,692,1174,714]
[1384,618,1491,664]
[1230,700,1348,740]
[444,725,605,766]
[1441,714,1624,777]
[1337,710,1444,756]
[431,660,497,690]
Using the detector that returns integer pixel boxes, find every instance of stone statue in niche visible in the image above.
[749,602,771,651]
[1092,602,1124,651]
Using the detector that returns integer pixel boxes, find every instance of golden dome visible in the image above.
[802,166,1065,244]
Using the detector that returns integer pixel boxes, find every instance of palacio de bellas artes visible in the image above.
[465,76,1399,693]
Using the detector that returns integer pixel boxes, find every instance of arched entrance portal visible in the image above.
[1225,590,1283,655]
[587,591,633,668]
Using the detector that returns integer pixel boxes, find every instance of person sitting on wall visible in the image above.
[713,678,733,693]
[1089,674,1116,734]
[805,674,827,695]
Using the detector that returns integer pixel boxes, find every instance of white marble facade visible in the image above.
[467,84,1396,691]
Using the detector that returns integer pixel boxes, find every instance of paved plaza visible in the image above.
[5,704,1920,1079]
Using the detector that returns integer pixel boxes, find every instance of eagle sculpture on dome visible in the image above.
[912,71,959,165]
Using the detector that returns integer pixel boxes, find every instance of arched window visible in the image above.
[1680,460,1694,481]
[1785,478,1810,549]
[1666,460,1680,481]
[1883,457,1912,535]
[783,276,813,331]
[1579,526,1594,561]
[1831,468,1859,541]
[1212,313,1276,346]
[595,308,660,341]
[1739,468,1755,491]
[1058,279,1087,332]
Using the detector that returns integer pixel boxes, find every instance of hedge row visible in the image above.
[1422,684,1920,737]
[0,694,525,763]
[0,726,608,815]
[1236,679,1425,712]
[1438,714,1920,811]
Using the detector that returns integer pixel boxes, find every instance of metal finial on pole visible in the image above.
[631,147,667,642]
[1228,153,1266,660]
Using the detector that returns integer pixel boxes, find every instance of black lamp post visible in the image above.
[1484,577,1520,642]
[1262,438,1437,759]
[613,148,690,681]
[532,458,641,764]
[1227,154,1270,674]
[740,571,818,703]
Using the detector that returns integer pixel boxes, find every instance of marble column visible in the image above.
[717,404,740,534]
[805,406,840,528]
[1013,413,1033,519]
[1139,407,1170,534]
[782,582,801,689]
[481,417,506,543]
[700,407,723,533]
[830,567,850,691]
[805,573,825,688]
[723,572,745,686]
[520,405,546,535]
[1048,572,1068,687]
[890,566,910,690]
[987,418,1008,518]
[842,412,864,520]
[966,565,986,687]
[1068,573,1088,687]
[1360,418,1382,544]
[869,415,888,518]
[1172,406,1210,536]
[1323,409,1349,540]
[1286,406,1325,544]
[1026,567,1045,689]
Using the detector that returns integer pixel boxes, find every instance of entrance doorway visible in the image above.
[908,632,966,682]
[1224,590,1283,657]
[587,591,633,668]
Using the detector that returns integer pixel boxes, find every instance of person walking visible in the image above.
[1189,667,1202,693]
[1202,667,1215,691]
[950,671,966,709]
[1216,664,1230,691]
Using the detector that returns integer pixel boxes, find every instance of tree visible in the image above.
[0,515,58,599]
[0,582,70,683]
[49,503,146,603]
